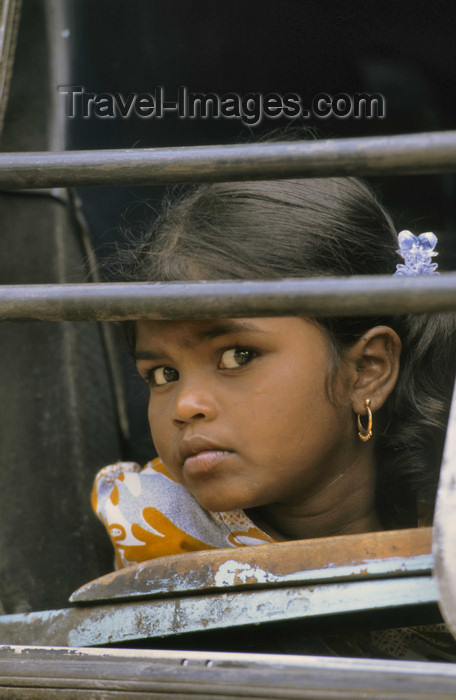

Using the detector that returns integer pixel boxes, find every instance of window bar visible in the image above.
[0,130,456,189]
[1,274,456,322]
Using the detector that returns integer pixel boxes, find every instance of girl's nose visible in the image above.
[172,383,217,426]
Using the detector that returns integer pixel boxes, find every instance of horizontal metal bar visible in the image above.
[1,131,456,189]
[2,645,456,699]
[0,577,438,647]
[71,553,433,605]
[1,275,456,321]
[70,528,432,605]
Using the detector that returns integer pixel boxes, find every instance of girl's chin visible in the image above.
[190,488,262,514]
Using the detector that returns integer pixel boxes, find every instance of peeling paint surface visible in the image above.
[70,528,433,605]
[214,560,281,586]
[0,576,438,648]
[212,555,433,589]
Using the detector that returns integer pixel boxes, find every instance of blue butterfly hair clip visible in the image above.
[394,230,439,277]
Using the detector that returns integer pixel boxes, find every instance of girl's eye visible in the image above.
[148,366,179,387]
[219,347,256,369]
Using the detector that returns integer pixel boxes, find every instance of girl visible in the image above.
[92,176,456,572]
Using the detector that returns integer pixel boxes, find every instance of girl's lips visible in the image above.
[183,449,233,476]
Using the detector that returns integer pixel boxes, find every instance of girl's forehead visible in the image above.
[135,318,269,351]
[134,317,330,355]
[137,318,264,339]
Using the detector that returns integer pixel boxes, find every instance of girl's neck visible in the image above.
[247,451,381,541]
[247,504,382,541]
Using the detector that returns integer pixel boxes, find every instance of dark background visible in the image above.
[65,0,456,260]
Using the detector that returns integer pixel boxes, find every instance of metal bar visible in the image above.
[0,577,438,647]
[0,0,22,137]
[433,374,456,639]
[70,527,433,604]
[0,131,456,189]
[1,645,456,699]
[1,275,456,321]
[70,553,433,605]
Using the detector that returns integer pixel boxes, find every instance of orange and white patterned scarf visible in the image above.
[92,458,274,569]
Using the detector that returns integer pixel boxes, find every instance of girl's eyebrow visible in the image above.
[134,349,163,361]
[195,320,266,342]
[134,321,266,360]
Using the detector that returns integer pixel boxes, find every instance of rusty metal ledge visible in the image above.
[71,527,433,604]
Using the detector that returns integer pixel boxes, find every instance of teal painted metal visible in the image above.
[0,576,438,647]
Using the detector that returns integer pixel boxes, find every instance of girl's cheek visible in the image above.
[148,399,170,442]
[147,400,160,432]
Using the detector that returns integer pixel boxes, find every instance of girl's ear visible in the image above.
[345,326,402,415]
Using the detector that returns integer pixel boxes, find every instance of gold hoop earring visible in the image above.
[357,399,373,442]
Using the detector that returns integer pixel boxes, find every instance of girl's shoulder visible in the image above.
[92,457,174,490]
[91,457,174,514]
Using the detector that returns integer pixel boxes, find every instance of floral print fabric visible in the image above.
[92,458,274,569]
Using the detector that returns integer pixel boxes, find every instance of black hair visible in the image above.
[117,177,456,528]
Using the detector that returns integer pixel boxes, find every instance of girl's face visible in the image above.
[135,317,364,517]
